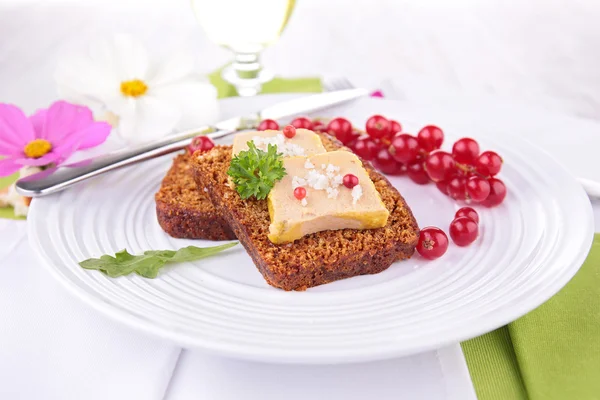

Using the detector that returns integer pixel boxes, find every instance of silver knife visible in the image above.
[16,88,367,197]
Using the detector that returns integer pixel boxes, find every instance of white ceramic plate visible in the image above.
[29,95,594,364]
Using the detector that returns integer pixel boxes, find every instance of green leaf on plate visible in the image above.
[79,242,238,278]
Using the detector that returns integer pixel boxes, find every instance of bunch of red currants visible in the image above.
[260,115,506,208]
[256,115,509,261]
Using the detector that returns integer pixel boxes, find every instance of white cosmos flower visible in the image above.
[54,34,219,143]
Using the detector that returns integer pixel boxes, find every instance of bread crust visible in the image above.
[155,153,236,240]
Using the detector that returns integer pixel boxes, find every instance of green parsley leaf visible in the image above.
[79,242,238,278]
[227,141,287,200]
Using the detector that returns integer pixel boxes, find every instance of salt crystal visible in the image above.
[326,164,340,173]
[326,187,339,199]
[331,174,343,187]
[351,185,363,205]
[306,169,329,190]
[251,133,306,157]
[292,176,306,189]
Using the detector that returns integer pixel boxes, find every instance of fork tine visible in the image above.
[324,77,356,91]
[337,77,355,90]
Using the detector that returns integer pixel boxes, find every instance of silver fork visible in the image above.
[323,77,356,92]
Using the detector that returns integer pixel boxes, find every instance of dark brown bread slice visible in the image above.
[155,153,236,240]
[192,141,419,291]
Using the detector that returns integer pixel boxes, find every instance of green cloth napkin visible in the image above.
[0,172,24,220]
[208,68,322,98]
[463,234,600,400]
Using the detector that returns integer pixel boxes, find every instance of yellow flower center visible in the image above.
[24,139,52,158]
[120,79,148,97]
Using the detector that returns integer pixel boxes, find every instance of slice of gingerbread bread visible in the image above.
[192,140,419,291]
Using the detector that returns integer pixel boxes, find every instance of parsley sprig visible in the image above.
[227,141,287,200]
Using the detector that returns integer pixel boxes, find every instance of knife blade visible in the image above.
[16,89,368,197]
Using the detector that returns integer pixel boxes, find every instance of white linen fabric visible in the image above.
[0,220,181,400]
[165,346,475,400]
[0,218,476,400]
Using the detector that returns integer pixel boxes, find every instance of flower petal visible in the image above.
[114,96,181,143]
[42,101,94,143]
[51,137,84,165]
[147,51,195,86]
[0,157,22,177]
[0,104,35,154]
[151,79,219,130]
[29,109,47,137]
[54,53,119,109]
[74,121,112,150]
[90,34,149,81]
[13,151,61,167]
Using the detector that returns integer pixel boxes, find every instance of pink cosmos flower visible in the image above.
[0,101,111,177]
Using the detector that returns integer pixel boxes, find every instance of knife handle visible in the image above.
[15,126,237,197]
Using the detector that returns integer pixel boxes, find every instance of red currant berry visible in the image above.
[417,125,444,152]
[481,178,507,207]
[365,115,391,139]
[187,136,215,154]
[452,138,480,164]
[466,176,491,202]
[475,151,503,176]
[449,217,478,246]
[389,134,420,163]
[389,161,405,175]
[447,176,467,200]
[257,119,279,131]
[373,147,401,175]
[396,162,407,175]
[352,137,379,160]
[407,160,430,184]
[390,120,402,135]
[346,138,359,151]
[343,173,359,188]
[380,137,393,147]
[294,187,307,200]
[417,227,449,260]
[424,151,455,182]
[290,116,313,130]
[455,206,479,224]
[312,120,326,132]
[327,117,354,144]
[342,131,361,150]
[436,180,449,195]
[283,125,296,139]
[349,131,361,143]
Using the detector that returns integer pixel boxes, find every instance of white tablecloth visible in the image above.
[0,218,478,399]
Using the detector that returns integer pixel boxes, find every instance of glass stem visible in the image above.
[222,50,274,97]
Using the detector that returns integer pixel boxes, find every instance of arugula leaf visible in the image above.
[227,141,286,200]
[79,242,238,278]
